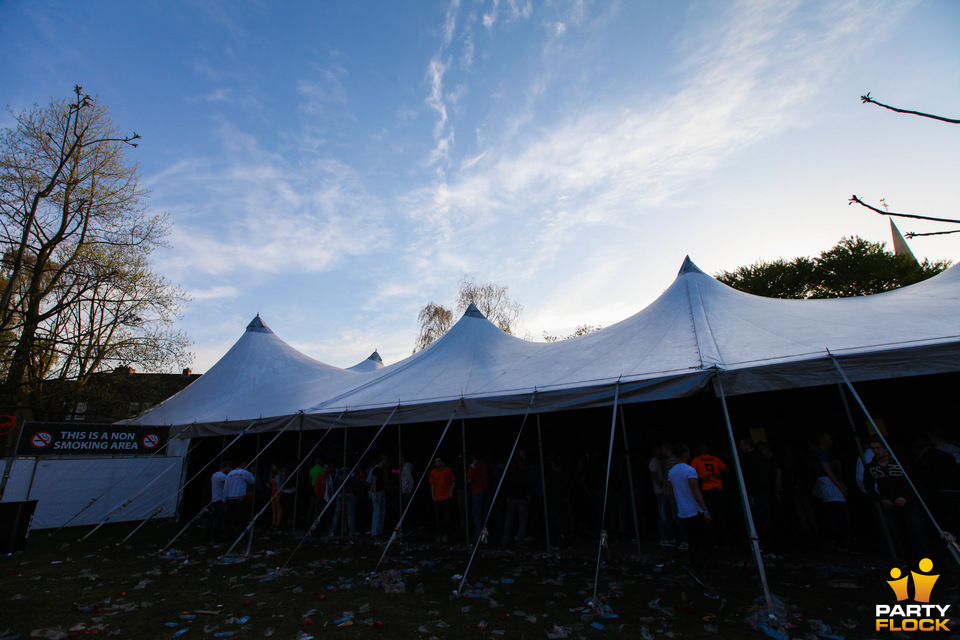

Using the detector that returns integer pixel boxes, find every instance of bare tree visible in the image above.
[413,302,454,353]
[0,87,191,414]
[413,276,523,352]
[454,276,522,335]
[852,93,959,237]
[543,324,601,342]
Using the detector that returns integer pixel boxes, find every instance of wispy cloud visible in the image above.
[153,122,387,282]
[391,0,908,311]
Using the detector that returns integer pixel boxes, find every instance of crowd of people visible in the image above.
[199,428,960,584]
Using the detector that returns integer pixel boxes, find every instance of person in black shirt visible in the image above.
[865,438,932,564]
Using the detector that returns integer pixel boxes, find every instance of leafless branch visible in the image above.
[849,195,960,225]
[861,93,960,124]
[906,229,960,238]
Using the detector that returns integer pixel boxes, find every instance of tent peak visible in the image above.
[678,256,706,276]
[367,350,383,363]
[246,315,274,334]
[464,303,486,318]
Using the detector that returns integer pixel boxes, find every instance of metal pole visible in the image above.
[293,415,303,533]
[462,419,470,547]
[619,406,643,557]
[536,414,551,552]
[714,374,775,615]
[836,383,897,560]
[829,354,960,568]
[456,393,536,595]
[375,401,461,571]
[591,382,620,606]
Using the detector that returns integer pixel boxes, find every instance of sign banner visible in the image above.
[17,422,170,457]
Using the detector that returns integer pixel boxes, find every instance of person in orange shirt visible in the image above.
[429,456,457,543]
[691,444,729,546]
[466,452,490,541]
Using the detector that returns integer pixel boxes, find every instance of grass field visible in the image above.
[0,520,942,639]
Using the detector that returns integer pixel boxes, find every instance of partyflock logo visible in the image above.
[876,558,950,632]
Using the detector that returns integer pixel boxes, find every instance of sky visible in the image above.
[2,0,959,374]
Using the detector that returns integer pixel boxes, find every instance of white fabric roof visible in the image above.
[134,258,960,434]
[133,315,361,428]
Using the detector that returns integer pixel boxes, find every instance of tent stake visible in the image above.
[715,374,775,616]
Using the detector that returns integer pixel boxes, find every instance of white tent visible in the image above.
[133,315,373,431]
[132,257,960,434]
[0,316,383,529]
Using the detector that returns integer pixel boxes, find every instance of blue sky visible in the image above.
[3,0,959,373]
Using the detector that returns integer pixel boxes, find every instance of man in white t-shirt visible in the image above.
[205,460,232,543]
[226,461,256,535]
[667,443,712,575]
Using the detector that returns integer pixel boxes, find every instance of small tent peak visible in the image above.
[678,256,706,276]
[464,303,486,319]
[367,350,383,363]
[246,315,274,334]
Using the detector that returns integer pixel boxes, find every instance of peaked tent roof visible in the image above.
[347,350,385,372]
[135,258,960,435]
[132,315,361,428]
[293,258,960,428]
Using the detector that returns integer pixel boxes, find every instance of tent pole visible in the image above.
[226,414,337,559]
[462,419,469,547]
[281,405,400,572]
[293,414,303,534]
[119,505,163,546]
[715,374,775,615]
[536,414,552,553]
[375,401,462,571]
[51,428,191,536]
[81,436,204,544]
[836,384,897,560]
[0,417,29,502]
[456,391,537,595]
[346,425,352,541]
[829,355,960,568]
[245,432,263,555]
[591,381,620,606]
[619,406,643,558]
[161,416,296,553]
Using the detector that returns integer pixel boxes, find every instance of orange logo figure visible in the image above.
[911,558,939,603]
[886,567,910,602]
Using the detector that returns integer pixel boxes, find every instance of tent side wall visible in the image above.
[2,456,184,529]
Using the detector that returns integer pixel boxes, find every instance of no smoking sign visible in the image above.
[31,431,53,449]
[142,433,160,449]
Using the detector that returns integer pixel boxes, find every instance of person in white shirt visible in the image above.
[225,461,256,534]
[204,460,231,543]
[667,443,712,575]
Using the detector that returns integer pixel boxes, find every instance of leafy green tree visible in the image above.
[716,236,949,299]
[0,87,191,416]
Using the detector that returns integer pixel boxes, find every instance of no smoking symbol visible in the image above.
[31,431,53,449]
[142,433,159,449]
